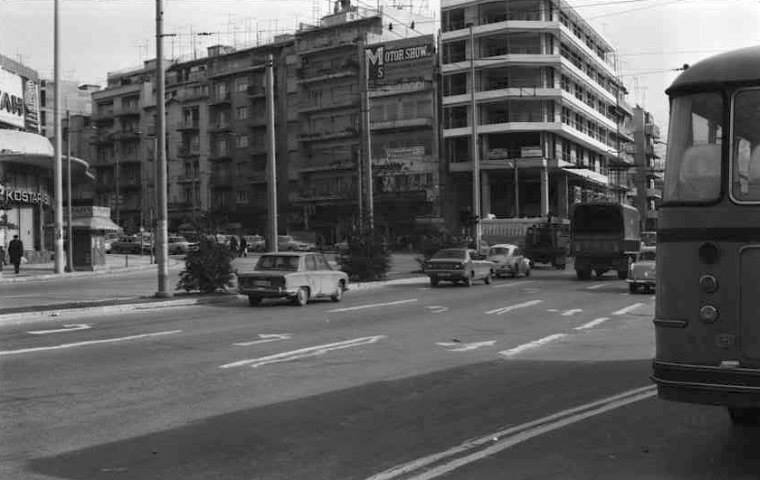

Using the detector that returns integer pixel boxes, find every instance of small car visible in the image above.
[628,246,656,293]
[278,235,315,252]
[237,252,349,306]
[487,244,531,278]
[423,248,495,287]
[167,235,192,255]
[244,235,266,252]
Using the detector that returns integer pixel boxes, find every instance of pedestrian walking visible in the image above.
[0,245,5,271]
[8,235,23,274]
[229,235,238,253]
[239,236,248,257]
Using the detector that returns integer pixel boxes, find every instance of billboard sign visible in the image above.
[365,41,434,89]
[0,68,25,129]
[24,80,40,133]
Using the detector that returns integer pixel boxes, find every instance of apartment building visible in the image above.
[440,0,635,223]
[39,80,100,138]
[632,106,663,231]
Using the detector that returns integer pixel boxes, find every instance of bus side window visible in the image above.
[747,146,760,199]
[678,144,721,201]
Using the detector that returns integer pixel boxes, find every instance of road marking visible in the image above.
[426,306,449,314]
[27,323,92,335]
[436,340,496,352]
[328,299,417,313]
[365,385,656,480]
[521,288,540,294]
[485,300,543,316]
[220,335,386,369]
[234,333,292,346]
[612,303,645,315]
[491,280,535,289]
[547,309,559,312]
[561,309,583,316]
[498,333,566,357]
[574,317,610,330]
[586,284,605,290]
[0,330,182,356]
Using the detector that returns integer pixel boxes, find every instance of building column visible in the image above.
[480,170,491,218]
[556,174,568,218]
[540,166,550,216]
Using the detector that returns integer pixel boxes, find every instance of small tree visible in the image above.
[338,225,391,282]
[177,237,235,293]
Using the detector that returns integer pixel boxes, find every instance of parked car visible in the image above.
[278,235,315,252]
[487,243,531,278]
[423,248,495,287]
[244,235,266,252]
[237,252,348,306]
[110,235,141,254]
[628,246,656,293]
[104,232,120,254]
[167,235,193,255]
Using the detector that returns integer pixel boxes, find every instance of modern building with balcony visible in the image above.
[440,0,633,224]
[631,105,663,231]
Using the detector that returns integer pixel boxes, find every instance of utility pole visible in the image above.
[155,0,171,297]
[265,53,278,253]
[53,0,64,273]
[468,24,481,247]
[66,110,73,272]
[359,39,374,232]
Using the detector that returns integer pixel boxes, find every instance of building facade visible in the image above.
[40,80,100,138]
[440,0,635,226]
[631,106,663,231]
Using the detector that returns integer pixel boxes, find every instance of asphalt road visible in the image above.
[1,267,752,479]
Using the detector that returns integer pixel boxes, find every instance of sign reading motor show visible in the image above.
[0,68,25,129]
[0,184,50,206]
[365,40,434,89]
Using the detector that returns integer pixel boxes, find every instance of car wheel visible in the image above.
[293,287,309,306]
[331,281,344,302]
[464,272,473,287]
[430,277,439,287]
[484,272,492,285]
[248,295,262,306]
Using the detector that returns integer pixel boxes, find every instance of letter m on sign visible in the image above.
[365,46,384,87]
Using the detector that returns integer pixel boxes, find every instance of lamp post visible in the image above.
[65,110,73,272]
[53,0,64,273]
[155,0,171,297]
[468,23,482,247]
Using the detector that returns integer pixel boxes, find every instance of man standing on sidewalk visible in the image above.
[8,235,23,274]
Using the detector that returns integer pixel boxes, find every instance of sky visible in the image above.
[1,0,759,137]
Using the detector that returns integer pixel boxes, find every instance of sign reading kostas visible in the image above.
[0,184,50,206]
[365,42,434,88]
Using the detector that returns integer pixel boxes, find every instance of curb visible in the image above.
[0,260,182,284]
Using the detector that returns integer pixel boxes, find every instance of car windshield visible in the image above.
[255,255,300,271]
[639,251,656,262]
[489,247,511,256]
[432,249,466,259]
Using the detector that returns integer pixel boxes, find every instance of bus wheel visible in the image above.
[728,407,760,426]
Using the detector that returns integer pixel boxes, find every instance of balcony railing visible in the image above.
[177,120,200,130]
[209,91,231,105]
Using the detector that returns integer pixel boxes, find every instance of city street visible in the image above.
[2,267,754,480]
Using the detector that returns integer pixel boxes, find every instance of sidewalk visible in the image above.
[0,253,175,283]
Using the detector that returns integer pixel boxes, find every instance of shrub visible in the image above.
[177,238,235,293]
[338,228,391,282]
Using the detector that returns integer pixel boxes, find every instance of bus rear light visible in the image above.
[699,274,719,293]
[699,305,719,323]
[698,243,719,264]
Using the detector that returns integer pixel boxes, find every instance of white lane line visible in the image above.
[220,335,386,369]
[485,299,543,315]
[436,340,496,352]
[425,306,449,314]
[491,280,535,289]
[561,309,583,316]
[498,333,566,357]
[574,317,610,330]
[28,323,92,335]
[365,385,656,480]
[328,299,417,313]
[234,333,292,346]
[0,330,182,356]
[612,303,645,315]
[586,284,605,290]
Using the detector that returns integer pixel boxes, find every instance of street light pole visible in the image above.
[265,53,278,253]
[53,0,64,273]
[469,24,482,247]
[66,110,73,272]
[155,0,171,297]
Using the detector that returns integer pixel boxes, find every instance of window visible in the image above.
[236,78,249,92]
[731,89,760,202]
[305,255,318,271]
[664,92,723,202]
[236,106,248,120]
[315,254,331,270]
[236,190,248,203]
[237,135,249,148]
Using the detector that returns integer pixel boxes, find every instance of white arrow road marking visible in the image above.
[234,333,292,346]
[436,340,496,352]
[612,302,645,315]
[364,385,656,480]
[426,306,449,314]
[522,288,540,294]
[586,284,605,290]
[499,333,567,357]
[547,309,559,312]
[491,280,535,289]
[574,317,610,330]
[0,330,182,356]
[220,335,386,369]
[328,299,417,313]
[27,324,92,335]
[561,309,583,316]
[486,300,543,316]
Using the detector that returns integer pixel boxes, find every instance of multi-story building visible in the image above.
[440,0,634,225]
[39,80,100,138]
[631,105,663,231]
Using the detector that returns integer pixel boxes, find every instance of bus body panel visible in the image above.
[739,246,760,360]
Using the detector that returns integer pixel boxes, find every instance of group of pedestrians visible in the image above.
[227,235,248,257]
[0,235,24,274]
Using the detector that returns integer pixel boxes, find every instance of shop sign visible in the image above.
[0,69,25,129]
[24,80,40,133]
[0,184,50,205]
[365,39,435,89]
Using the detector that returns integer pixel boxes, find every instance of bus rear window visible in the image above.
[731,89,760,202]
[663,93,723,203]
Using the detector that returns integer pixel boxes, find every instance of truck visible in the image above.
[570,202,641,280]
[523,217,570,269]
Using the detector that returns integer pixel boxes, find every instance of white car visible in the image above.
[487,244,531,278]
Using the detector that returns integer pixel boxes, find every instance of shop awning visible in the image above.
[70,216,121,231]
[0,129,95,183]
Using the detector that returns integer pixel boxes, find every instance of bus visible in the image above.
[651,46,760,425]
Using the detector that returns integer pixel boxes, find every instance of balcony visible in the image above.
[92,109,115,123]
[208,149,232,162]
[121,177,142,190]
[297,128,358,143]
[177,144,201,157]
[169,201,193,211]
[247,85,266,98]
[177,120,200,131]
[118,156,142,165]
[114,104,141,117]
[176,174,197,184]
[371,117,433,131]
[210,171,234,187]
[113,130,141,141]
[645,123,661,139]
[248,171,267,183]
[208,121,232,133]
[209,91,232,105]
